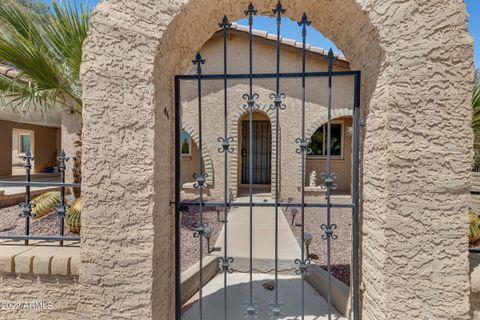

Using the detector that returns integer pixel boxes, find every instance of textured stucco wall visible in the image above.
[0,274,78,320]
[81,0,474,319]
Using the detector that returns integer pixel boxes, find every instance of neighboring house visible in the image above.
[0,63,62,177]
[181,23,354,198]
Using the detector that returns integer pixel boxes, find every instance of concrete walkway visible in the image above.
[182,273,346,320]
[0,173,60,195]
[213,196,301,273]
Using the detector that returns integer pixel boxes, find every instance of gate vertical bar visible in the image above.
[21,150,34,246]
[57,150,68,247]
[352,72,362,320]
[248,9,254,316]
[218,15,233,320]
[243,3,258,318]
[174,75,181,320]
[322,49,338,320]
[192,52,206,320]
[296,12,311,320]
[269,2,285,318]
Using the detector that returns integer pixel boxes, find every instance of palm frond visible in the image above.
[473,84,480,144]
[0,0,88,114]
[0,2,44,43]
[472,82,480,171]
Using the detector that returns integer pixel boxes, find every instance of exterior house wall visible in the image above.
[79,0,474,319]
[181,33,354,198]
[0,120,59,176]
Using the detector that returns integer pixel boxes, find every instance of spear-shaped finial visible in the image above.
[218,15,231,29]
[273,1,286,17]
[244,2,257,25]
[298,12,311,38]
[192,52,205,75]
[325,48,337,72]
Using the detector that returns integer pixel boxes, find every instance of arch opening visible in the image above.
[236,110,273,196]
[170,5,365,319]
[156,3,376,319]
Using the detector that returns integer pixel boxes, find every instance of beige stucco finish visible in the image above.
[0,274,79,319]
[80,0,474,319]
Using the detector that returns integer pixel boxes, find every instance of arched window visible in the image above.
[308,123,343,157]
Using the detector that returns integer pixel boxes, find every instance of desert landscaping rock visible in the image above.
[0,205,76,237]
[180,197,223,271]
[283,195,352,286]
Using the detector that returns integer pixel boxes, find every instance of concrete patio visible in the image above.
[182,272,346,320]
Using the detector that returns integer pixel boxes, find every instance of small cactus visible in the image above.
[31,191,62,219]
[65,198,81,234]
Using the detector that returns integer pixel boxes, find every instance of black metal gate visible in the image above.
[175,2,361,319]
[241,120,272,185]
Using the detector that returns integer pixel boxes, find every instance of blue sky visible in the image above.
[466,0,480,68]
[42,0,479,67]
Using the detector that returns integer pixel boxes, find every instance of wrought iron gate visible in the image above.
[175,2,361,319]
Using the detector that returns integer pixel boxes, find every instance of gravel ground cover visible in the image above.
[180,193,224,271]
[282,195,352,286]
[0,204,76,238]
[0,190,350,283]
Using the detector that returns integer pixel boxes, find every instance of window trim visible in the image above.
[181,129,192,157]
[307,121,344,160]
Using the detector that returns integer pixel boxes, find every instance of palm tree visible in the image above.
[0,0,88,197]
[473,72,480,171]
[0,0,88,114]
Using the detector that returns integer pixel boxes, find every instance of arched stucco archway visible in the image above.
[182,120,215,186]
[80,0,475,319]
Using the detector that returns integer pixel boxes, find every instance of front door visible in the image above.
[241,120,271,184]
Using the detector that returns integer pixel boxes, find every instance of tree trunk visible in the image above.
[61,111,82,197]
